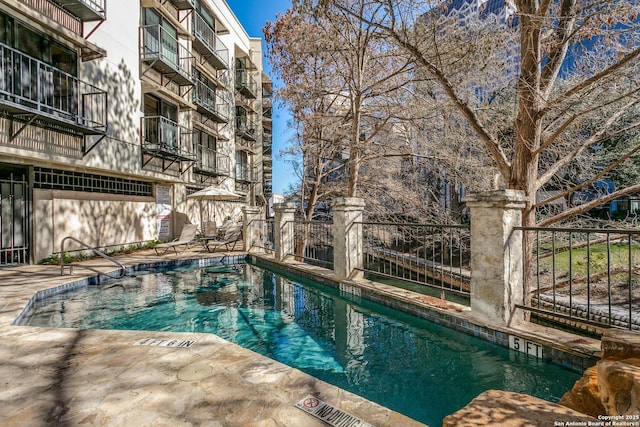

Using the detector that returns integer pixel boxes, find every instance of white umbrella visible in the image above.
[187,186,243,233]
[187,186,243,201]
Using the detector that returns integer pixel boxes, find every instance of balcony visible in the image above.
[6,0,105,60]
[0,43,107,135]
[193,81,228,123]
[192,12,229,70]
[55,0,107,21]
[235,163,257,194]
[140,25,195,87]
[235,114,257,143]
[142,115,194,169]
[194,148,230,177]
[235,69,257,99]
[169,0,194,9]
[235,164,255,183]
[263,131,272,147]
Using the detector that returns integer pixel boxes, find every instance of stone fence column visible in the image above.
[242,206,262,252]
[333,197,366,279]
[463,190,528,327]
[273,202,296,262]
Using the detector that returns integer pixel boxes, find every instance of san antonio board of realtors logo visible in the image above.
[295,395,374,427]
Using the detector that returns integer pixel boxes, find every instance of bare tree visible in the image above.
[310,0,640,228]
[267,1,418,203]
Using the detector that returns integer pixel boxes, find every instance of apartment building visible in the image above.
[0,0,273,264]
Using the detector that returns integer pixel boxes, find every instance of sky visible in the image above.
[225,0,294,196]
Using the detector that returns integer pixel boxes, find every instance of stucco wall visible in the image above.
[34,189,156,261]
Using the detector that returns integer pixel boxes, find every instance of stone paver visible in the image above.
[0,249,424,427]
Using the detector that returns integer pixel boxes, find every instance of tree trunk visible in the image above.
[512,3,544,302]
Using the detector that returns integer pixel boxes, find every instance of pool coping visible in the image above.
[250,254,601,373]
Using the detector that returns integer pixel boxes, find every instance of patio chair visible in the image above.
[203,225,243,253]
[154,224,198,255]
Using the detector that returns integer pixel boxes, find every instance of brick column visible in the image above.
[242,206,263,252]
[273,202,296,262]
[463,190,528,326]
[333,197,366,279]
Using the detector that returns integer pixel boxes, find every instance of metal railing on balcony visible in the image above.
[235,115,257,142]
[194,148,230,176]
[142,115,193,160]
[263,131,272,147]
[193,81,228,123]
[519,226,640,331]
[192,12,229,70]
[362,222,471,297]
[0,43,107,134]
[140,25,194,86]
[20,0,82,34]
[55,0,106,21]
[235,69,257,99]
[235,163,255,183]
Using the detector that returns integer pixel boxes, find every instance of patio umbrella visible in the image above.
[187,186,243,231]
[187,186,243,201]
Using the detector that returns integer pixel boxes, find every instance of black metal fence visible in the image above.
[519,227,640,330]
[361,222,471,297]
[285,220,334,268]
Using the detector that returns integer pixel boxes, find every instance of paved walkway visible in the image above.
[0,249,423,427]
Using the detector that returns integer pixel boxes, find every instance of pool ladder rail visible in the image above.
[60,236,127,280]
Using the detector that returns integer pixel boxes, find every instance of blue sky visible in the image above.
[225,0,294,196]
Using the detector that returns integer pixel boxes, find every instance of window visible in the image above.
[194,128,217,171]
[195,0,215,29]
[144,94,178,149]
[236,106,247,128]
[143,8,178,67]
[236,151,249,181]
[34,168,152,196]
[0,12,78,74]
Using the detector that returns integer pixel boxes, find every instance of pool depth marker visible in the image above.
[295,395,374,427]
[134,338,196,348]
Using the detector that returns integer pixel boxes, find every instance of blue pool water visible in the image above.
[23,262,581,425]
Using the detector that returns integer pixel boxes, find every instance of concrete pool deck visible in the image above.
[0,247,604,426]
[0,248,424,427]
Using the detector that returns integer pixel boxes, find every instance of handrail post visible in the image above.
[60,236,126,279]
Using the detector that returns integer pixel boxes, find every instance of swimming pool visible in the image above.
[21,261,581,425]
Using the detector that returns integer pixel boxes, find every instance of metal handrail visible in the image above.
[60,236,126,279]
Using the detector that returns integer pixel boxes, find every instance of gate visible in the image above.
[0,170,30,265]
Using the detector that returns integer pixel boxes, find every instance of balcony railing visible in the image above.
[20,0,82,34]
[55,0,106,21]
[142,115,193,160]
[235,69,257,99]
[140,25,194,87]
[263,131,272,147]
[235,163,255,183]
[194,148,230,176]
[192,12,229,70]
[0,43,107,134]
[235,115,257,142]
[193,81,228,123]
